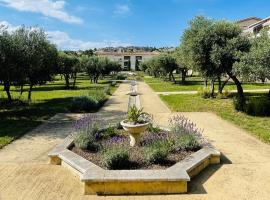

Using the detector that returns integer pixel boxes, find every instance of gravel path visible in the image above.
[0,82,270,199]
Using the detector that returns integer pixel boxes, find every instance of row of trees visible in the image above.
[140,53,188,84]
[141,16,270,111]
[0,26,121,102]
[0,26,58,101]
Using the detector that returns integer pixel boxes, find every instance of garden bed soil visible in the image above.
[70,130,197,170]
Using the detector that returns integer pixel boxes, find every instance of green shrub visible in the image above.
[144,140,171,164]
[103,147,129,169]
[102,126,117,138]
[110,81,117,87]
[115,74,127,80]
[90,91,107,104]
[74,131,98,151]
[173,134,200,151]
[198,87,212,99]
[246,98,270,116]
[70,96,99,112]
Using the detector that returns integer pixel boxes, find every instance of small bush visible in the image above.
[198,87,212,99]
[115,74,127,80]
[103,147,129,169]
[245,98,270,116]
[110,81,117,87]
[102,126,117,138]
[90,91,107,104]
[74,132,98,151]
[173,134,200,151]
[70,96,99,112]
[144,140,171,164]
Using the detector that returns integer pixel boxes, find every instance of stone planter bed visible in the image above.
[70,127,197,170]
[48,124,220,195]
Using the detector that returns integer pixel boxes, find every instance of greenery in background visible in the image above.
[57,52,80,89]
[144,76,270,92]
[102,147,129,169]
[245,97,270,116]
[0,74,117,149]
[0,26,58,102]
[81,55,121,84]
[180,16,251,109]
[70,90,108,113]
[160,93,270,143]
[235,28,270,83]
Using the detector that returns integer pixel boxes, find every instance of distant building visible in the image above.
[236,17,270,37]
[243,17,270,37]
[236,17,262,30]
[96,51,160,71]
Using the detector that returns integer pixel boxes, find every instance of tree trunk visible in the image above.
[73,73,77,88]
[169,72,176,83]
[218,77,222,93]
[181,69,187,84]
[4,81,12,102]
[204,78,208,87]
[210,79,215,97]
[28,84,33,101]
[20,85,24,95]
[229,74,245,111]
[64,74,70,89]
[219,77,230,94]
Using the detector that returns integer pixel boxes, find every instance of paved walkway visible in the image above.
[156,88,269,95]
[1,82,270,199]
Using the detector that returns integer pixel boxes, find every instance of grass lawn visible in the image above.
[0,74,118,148]
[144,76,270,92]
[160,93,270,143]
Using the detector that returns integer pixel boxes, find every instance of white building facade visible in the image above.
[96,51,160,71]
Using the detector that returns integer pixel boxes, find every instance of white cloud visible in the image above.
[114,4,130,15]
[0,20,131,50]
[0,20,20,32]
[47,31,131,50]
[0,0,83,24]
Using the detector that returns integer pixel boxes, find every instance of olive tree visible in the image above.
[235,28,270,97]
[0,26,57,101]
[58,52,80,89]
[181,16,250,110]
[82,56,120,83]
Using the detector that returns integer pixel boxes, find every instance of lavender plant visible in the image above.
[168,114,204,137]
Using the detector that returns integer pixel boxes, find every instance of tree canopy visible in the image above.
[180,16,251,110]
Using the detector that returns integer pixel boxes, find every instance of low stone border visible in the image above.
[48,132,220,195]
[48,81,221,195]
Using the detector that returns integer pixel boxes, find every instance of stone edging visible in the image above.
[48,131,220,195]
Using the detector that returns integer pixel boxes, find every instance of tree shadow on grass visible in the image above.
[0,97,75,148]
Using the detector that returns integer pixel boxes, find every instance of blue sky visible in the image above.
[0,0,269,50]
